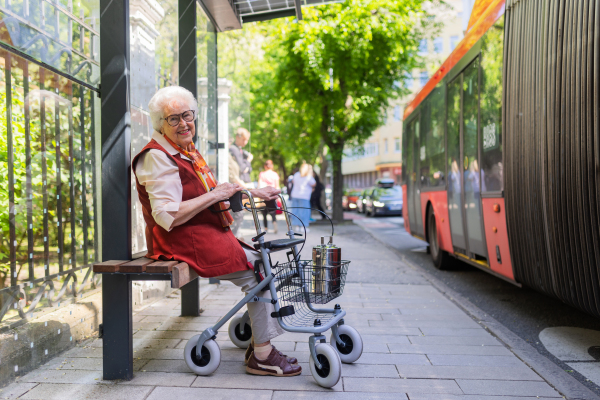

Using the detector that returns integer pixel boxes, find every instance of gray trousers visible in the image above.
[216,248,285,344]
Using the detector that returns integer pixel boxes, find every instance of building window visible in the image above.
[404,72,414,89]
[395,138,401,153]
[433,37,443,53]
[384,139,388,153]
[418,39,427,54]
[420,71,429,86]
[393,105,401,121]
[450,35,460,51]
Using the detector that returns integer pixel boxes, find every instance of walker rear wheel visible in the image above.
[309,344,341,388]
[184,335,221,375]
[228,316,252,349]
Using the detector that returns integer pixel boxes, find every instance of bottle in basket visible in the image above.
[312,236,342,298]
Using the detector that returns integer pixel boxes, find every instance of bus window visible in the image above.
[421,85,446,188]
[480,16,504,192]
[402,121,410,185]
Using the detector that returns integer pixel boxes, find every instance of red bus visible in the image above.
[402,0,600,316]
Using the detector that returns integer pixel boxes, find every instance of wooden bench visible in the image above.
[94,258,200,380]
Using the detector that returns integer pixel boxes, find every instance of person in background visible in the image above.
[310,172,326,220]
[230,128,253,184]
[290,163,316,233]
[258,160,280,233]
[229,128,253,239]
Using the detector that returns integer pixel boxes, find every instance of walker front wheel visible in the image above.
[330,324,363,363]
[228,316,252,349]
[184,335,221,375]
[309,344,342,388]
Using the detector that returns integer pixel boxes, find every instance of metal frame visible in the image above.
[193,191,346,370]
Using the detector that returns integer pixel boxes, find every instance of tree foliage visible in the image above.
[262,0,428,220]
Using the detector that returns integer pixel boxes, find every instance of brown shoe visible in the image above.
[245,344,298,365]
[246,349,302,377]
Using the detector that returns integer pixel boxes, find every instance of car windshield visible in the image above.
[375,187,402,197]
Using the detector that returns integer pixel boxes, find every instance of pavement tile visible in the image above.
[353,353,430,365]
[272,391,407,399]
[408,336,501,346]
[191,374,343,391]
[141,315,221,323]
[343,377,462,394]
[415,328,492,337]
[456,379,562,397]
[428,354,524,367]
[387,343,512,356]
[395,365,543,381]
[398,308,465,315]
[294,341,389,353]
[381,314,476,322]
[146,387,273,400]
[336,363,399,378]
[19,383,152,400]
[137,308,179,316]
[118,371,196,386]
[18,369,106,385]
[408,395,559,400]
[362,334,411,344]
[132,330,196,340]
[156,322,214,331]
[0,382,38,399]
[369,320,481,329]
[132,321,163,330]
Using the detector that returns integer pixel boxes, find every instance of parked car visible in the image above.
[356,188,373,214]
[342,189,362,211]
[365,185,403,217]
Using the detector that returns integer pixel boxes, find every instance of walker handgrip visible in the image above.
[252,231,267,242]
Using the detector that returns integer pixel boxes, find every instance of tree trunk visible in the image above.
[330,143,345,222]
[319,146,328,214]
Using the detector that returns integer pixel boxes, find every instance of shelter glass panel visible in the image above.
[129,0,179,254]
[197,5,217,175]
[0,0,100,86]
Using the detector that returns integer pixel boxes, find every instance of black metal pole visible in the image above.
[100,0,131,263]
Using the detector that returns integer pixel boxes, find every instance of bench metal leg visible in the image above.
[181,277,200,316]
[102,274,133,380]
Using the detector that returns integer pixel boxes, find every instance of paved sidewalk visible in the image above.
[0,217,566,399]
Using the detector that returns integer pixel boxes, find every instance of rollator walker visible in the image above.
[183,190,363,387]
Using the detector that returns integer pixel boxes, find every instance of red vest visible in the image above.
[132,139,249,278]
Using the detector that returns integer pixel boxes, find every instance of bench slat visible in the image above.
[146,260,179,273]
[119,257,155,273]
[171,263,198,288]
[93,260,129,273]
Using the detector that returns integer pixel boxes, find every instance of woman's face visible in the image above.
[161,99,195,149]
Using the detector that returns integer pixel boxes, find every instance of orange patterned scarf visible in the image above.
[163,134,234,228]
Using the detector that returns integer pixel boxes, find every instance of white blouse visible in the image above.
[134,131,192,232]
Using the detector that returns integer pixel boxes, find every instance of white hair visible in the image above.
[148,86,198,131]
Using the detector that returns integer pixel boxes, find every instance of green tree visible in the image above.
[268,0,426,221]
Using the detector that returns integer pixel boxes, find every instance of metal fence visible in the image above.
[0,0,100,332]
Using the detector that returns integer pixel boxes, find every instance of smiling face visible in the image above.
[160,98,195,149]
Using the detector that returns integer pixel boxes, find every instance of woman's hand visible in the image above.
[250,186,281,201]
[211,182,244,202]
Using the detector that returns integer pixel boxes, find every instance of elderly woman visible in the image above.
[133,86,301,377]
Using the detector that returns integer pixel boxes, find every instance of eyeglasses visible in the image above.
[163,110,195,127]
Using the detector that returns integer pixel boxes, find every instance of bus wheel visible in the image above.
[427,207,451,270]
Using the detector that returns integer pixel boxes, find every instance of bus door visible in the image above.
[446,58,487,259]
[406,117,423,237]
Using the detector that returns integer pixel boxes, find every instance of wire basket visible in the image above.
[274,260,350,305]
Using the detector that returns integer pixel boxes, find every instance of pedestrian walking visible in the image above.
[310,172,327,220]
[229,128,253,239]
[290,163,316,233]
[258,160,280,233]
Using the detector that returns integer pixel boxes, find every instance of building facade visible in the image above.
[342,0,470,189]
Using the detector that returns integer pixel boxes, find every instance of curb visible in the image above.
[356,222,600,400]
